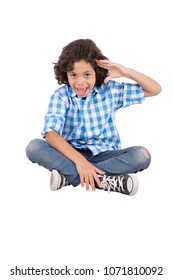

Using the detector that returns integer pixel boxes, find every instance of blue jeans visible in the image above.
[26,139,151,187]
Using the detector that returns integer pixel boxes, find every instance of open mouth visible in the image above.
[75,87,88,96]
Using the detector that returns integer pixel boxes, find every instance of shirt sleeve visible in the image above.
[104,81,145,111]
[120,82,145,108]
[41,91,67,137]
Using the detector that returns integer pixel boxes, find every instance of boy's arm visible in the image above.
[124,68,162,97]
[46,131,104,191]
[97,60,162,97]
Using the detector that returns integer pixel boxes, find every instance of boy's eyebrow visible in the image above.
[68,70,92,73]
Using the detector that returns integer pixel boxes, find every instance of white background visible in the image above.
[0,0,172,279]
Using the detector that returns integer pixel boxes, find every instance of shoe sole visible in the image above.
[128,174,139,196]
[50,169,61,191]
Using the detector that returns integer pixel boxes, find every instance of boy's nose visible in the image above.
[76,75,85,85]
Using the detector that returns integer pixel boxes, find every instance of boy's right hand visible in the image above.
[75,159,105,192]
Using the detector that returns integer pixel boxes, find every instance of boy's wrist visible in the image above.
[124,68,135,79]
[73,153,87,165]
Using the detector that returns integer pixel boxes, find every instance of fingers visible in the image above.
[80,173,97,192]
[95,167,105,176]
[80,174,96,192]
[80,168,104,192]
[96,59,110,64]
[96,59,110,70]
[76,160,104,192]
[96,59,120,71]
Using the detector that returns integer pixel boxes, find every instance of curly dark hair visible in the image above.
[53,39,109,86]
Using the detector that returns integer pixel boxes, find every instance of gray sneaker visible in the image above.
[50,170,70,191]
[99,174,139,195]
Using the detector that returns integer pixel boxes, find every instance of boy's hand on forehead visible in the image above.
[75,158,105,192]
[96,59,129,83]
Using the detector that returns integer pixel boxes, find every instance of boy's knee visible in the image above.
[26,138,40,159]
[140,147,150,158]
[138,146,151,169]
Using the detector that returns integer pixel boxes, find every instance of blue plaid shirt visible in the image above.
[42,80,144,155]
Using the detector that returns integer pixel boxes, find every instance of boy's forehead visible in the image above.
[71,60,94,71]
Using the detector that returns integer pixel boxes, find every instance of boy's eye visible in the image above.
[68,73,77,79]
[68,72,92,79]
[70,73,76,78]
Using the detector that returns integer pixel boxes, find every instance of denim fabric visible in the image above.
[26,139,151,187]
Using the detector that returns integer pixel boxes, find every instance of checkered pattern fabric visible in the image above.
[42,80,144,155]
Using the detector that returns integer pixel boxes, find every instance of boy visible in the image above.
[26,39,161,195]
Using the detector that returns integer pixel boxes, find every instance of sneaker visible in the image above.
[50,169,70,191]
[98,174,139,195]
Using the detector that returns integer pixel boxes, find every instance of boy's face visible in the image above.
[67,60,96,98]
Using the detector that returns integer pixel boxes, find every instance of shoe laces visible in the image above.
[61,175,70,188]
[101,175,126,193]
